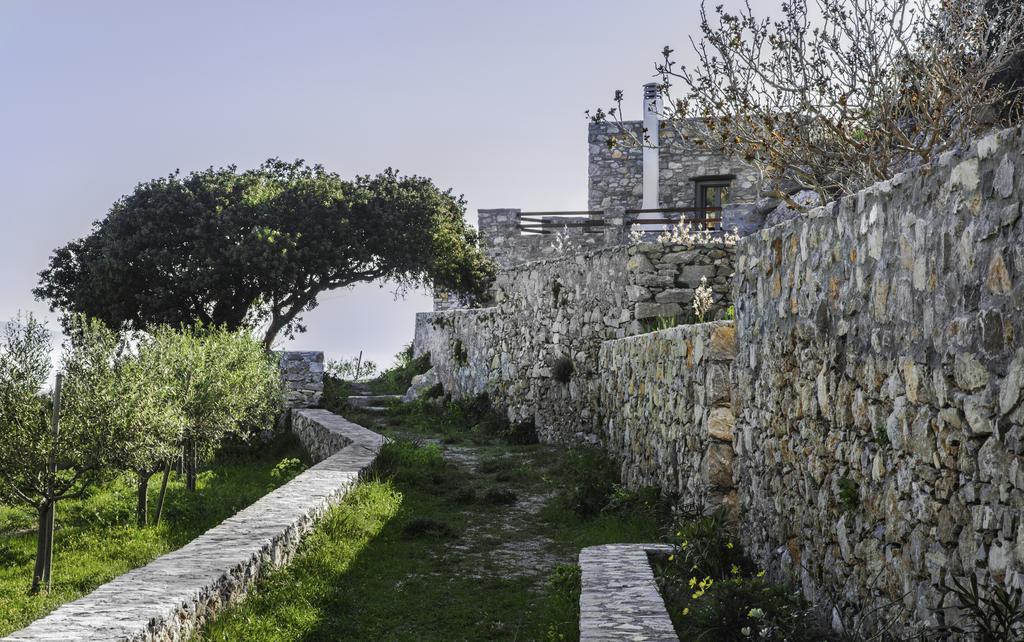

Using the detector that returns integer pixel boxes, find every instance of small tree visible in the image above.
[115,334,186,526]
[0,314,126,592]
[592,0,1024,205]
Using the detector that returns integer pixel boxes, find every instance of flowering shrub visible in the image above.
[693,276,714,323]
[655,511,823,639]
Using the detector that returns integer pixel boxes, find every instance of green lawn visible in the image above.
[0,434,308,636]
[202,402,666,641]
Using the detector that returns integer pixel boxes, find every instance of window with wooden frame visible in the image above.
[692,174,734,221]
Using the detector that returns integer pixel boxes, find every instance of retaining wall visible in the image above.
[4,410,382,642]
[732,126,1024,631]
[414,241,735,444]
[278,351,324,408]
[600,322,737,512]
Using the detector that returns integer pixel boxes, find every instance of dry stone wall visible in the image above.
[278,351,324,408]
[600,322,738,512]
[732,126,1024,632]
[414,242,736,444]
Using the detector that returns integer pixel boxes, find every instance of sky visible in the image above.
[0,0,751,369]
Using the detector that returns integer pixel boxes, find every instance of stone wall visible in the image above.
[278,351,324,408]
[414,241,736,444]
[732,126,1024,631]
[600,322,738,512]
[6,409,384,641]
[588,121,761,211]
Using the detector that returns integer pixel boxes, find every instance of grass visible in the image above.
[201,401,664,641]
[0,433,308,636]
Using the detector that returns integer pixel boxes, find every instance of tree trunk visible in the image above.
[30,502,52,593]
[136,471,151,527]
[186,441,197,492]
[154,462,171,526]
[42,500,55,590]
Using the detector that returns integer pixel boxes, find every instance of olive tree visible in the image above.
[0,315,126,592]
[592,0,1024,205]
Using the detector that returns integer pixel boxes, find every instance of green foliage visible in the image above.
[656,512,824,640]
[672,577,820,641]
[941,573,1024,641]
[837,477,860,511]
[550,356,574,384]
[366,344,431,394]
[325,356,378,382]
[269,458,306,486]
[563,448,620,518]
[661,511,746,580]
[642,315,685,333]
[35,161,496,348]
[0,314,130,510]
[874,425,890,446]
[0,434,306,635]
[724,305,735,321]
[319,376,352,414]
[387,394,537,446]
[452,339,468,366]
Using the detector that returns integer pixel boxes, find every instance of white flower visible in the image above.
[693,275,714,322]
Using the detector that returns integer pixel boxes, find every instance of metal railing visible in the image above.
[517,207,722,234]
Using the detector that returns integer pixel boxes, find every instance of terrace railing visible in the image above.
[516,207,722,235]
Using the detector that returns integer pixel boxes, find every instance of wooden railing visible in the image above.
[517,207,721,234]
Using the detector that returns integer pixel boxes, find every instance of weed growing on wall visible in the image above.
[837,478,860,511]
[550,356,574,384]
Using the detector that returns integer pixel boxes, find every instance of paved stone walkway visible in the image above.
[579,543,678,641]
[4,410,383,642]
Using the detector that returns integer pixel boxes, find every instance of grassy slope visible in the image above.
[0,434,308,636]
[202,405,664,641]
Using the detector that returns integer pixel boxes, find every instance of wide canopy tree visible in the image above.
[35,159,495,348]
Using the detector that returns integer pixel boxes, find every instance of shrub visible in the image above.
[672,577,821,641]
[550,356,574,384]
[452,340,468,366]
[837,477,859,511]
[368,344,432,394]
[563,449,619,518]
[941,574,1024,641]
[269,458,306,486]
[660,510,747,581]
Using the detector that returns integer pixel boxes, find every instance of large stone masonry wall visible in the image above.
[414,241,736,444]
[588,121,760,211]
[600,322,738,512]
[732,126,1024,632]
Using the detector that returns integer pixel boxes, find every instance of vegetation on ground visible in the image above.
[35,161,496,348]
[0,314,281,595]
[655,510,825,640]
[201,399,663,641]
[0,433,307,636]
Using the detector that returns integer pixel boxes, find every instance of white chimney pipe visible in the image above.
[641,82,661,211]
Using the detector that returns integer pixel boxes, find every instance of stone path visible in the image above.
[3,410,383,642]
[346,382,402,413]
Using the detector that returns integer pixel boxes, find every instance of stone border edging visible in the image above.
[4,409,384,642]
[579,543,678,642]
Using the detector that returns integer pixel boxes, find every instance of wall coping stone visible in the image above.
[4,409,384,642]
[579,543,677,641]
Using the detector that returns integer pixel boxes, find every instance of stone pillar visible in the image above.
[277,351,324,409]
[603,206,628,246]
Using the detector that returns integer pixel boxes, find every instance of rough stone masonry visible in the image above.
[418,124,1024,633]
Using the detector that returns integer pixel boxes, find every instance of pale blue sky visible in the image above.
[0,0,746,368]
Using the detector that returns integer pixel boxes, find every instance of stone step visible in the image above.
[347,394,402,409]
